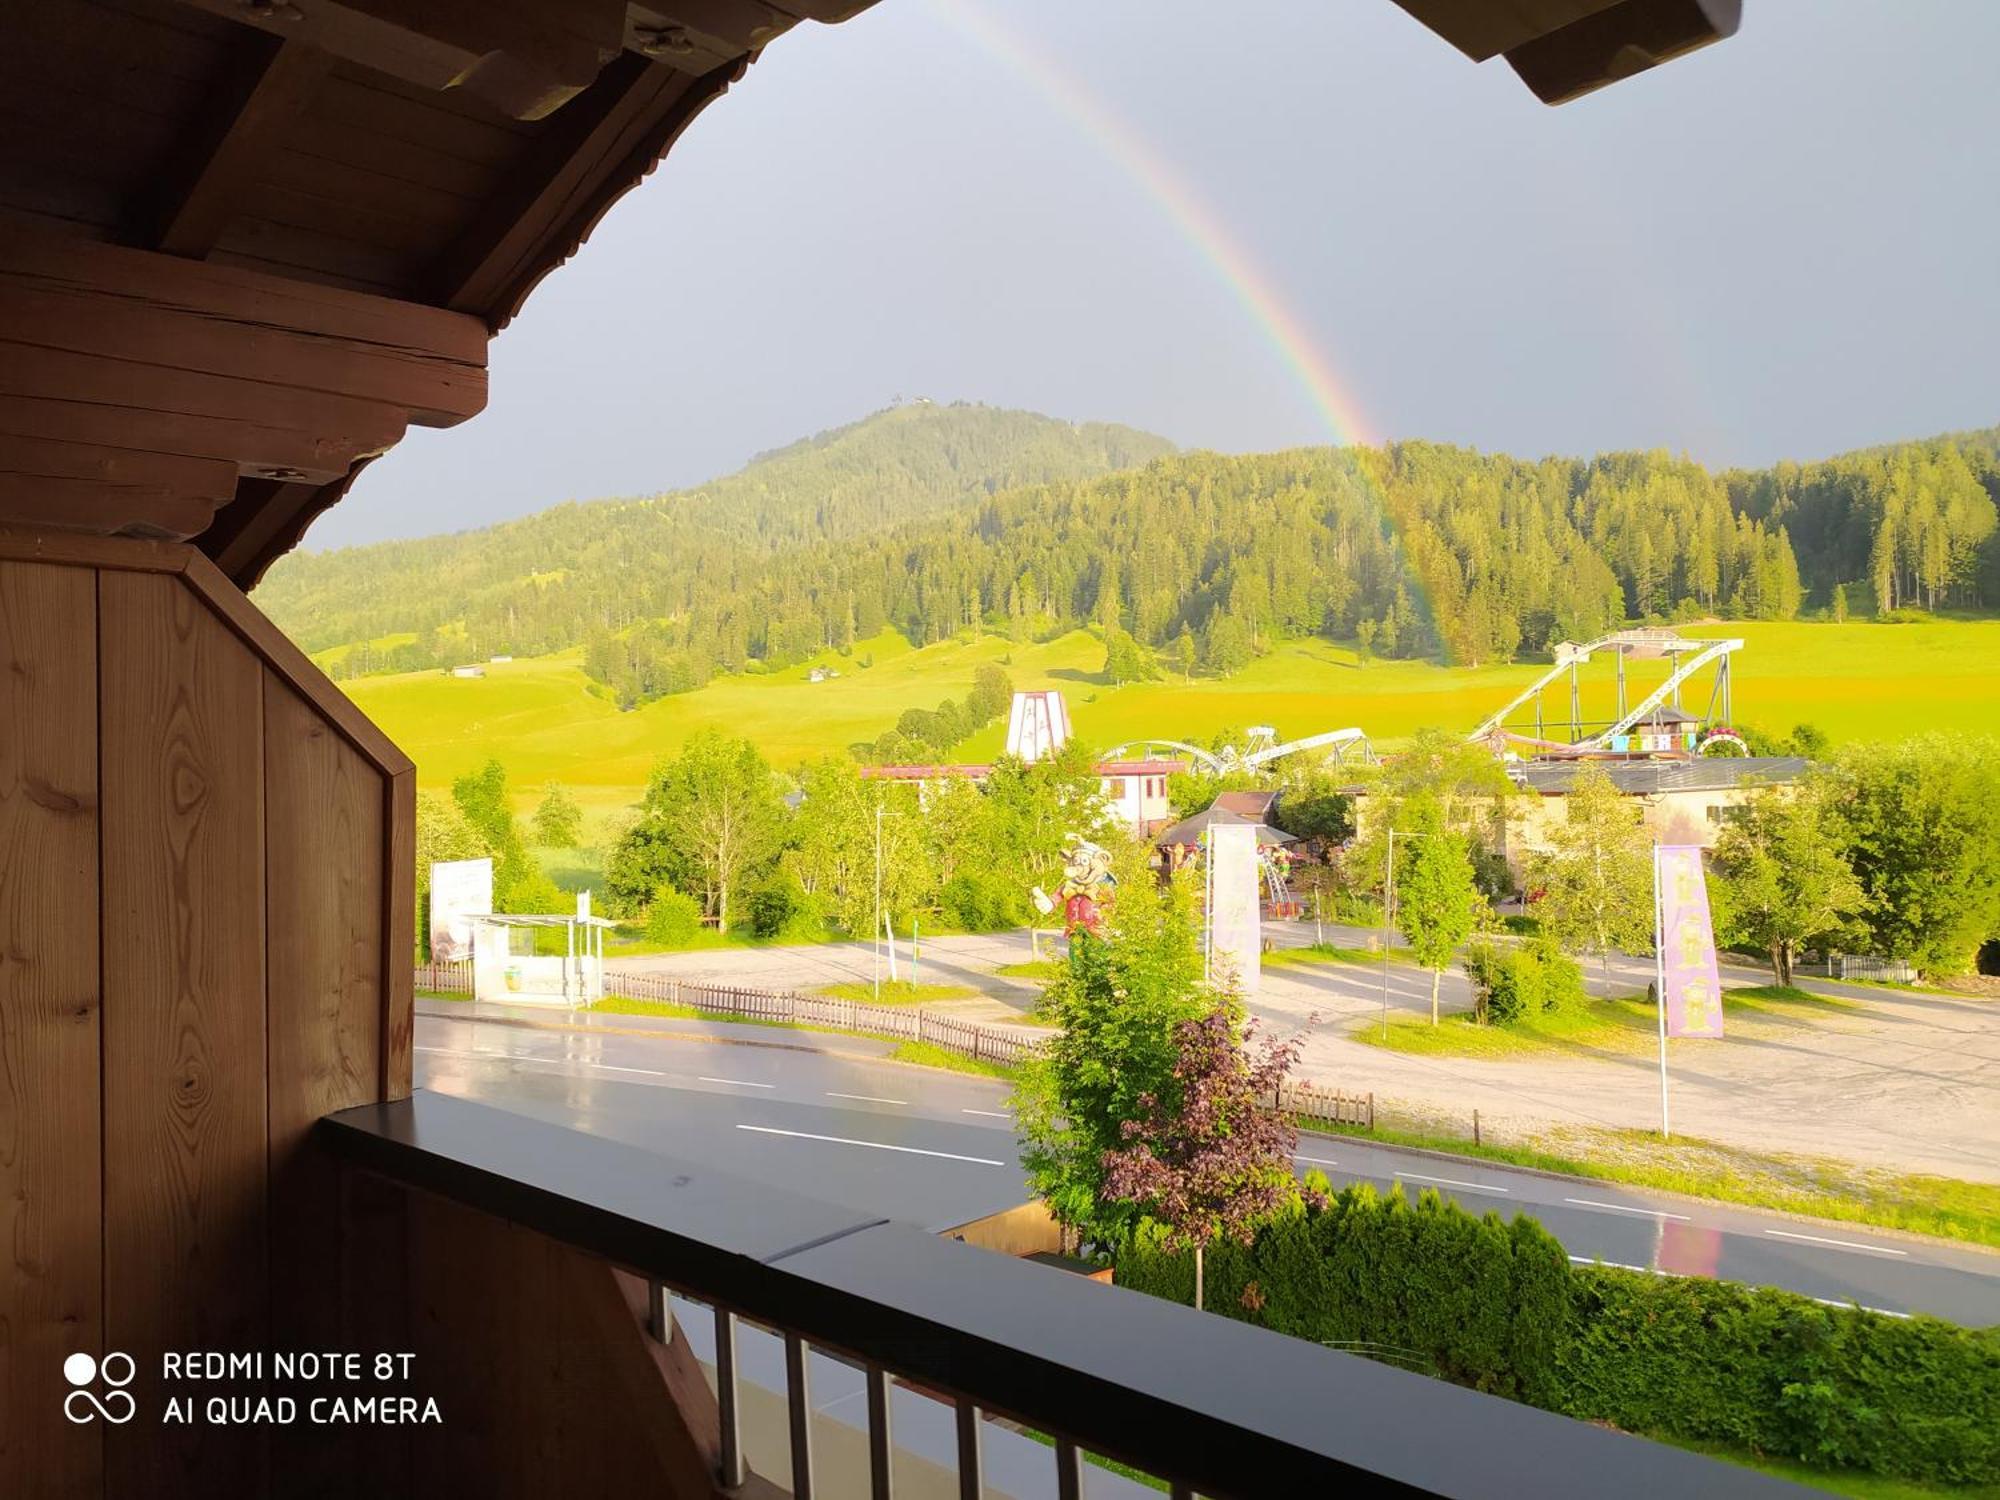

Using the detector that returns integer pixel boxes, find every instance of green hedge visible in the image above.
[1564,1267,2000,1485]
[1116,1182,2000,1486]
[1119,1178,1571,1404]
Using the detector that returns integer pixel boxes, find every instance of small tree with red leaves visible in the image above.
[1101,1004,1309,1310]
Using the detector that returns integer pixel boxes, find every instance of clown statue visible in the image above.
[1057,836,1118,937]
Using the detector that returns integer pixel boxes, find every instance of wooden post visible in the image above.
[1473,1109,1481,1147]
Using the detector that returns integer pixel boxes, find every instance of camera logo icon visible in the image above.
[63,1352,136,1424]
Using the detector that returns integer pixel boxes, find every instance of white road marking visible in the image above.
[588,1063,667,1078]
[961,1108,1012,1119]
[827,1092,907,1105]
[1295,1156,1341,1167]
[1396,1171,1509,1195]
[700,1076,775,1089]
[1566,1257,1912,1317]
[1811,1296,1910,1319]
[736,1124,1004,1167]
[1564,1197,1692,1221]
[1569,1255,1662,1275]
[1764,1229,1906,1257]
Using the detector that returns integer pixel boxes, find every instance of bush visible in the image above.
[746,872,824,942]
[1119,1181,1570,1404]
[1462,937,1585,1023]
[643,884,704,946]
[941,870,1022,932]
[1117,1180,2000,1486]
[1563,1268,2000,1485]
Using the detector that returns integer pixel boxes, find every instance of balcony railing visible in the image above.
[318,1092,1800,1498]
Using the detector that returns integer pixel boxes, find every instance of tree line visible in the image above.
[262,406,1998,714]
[1334,730,2000,987]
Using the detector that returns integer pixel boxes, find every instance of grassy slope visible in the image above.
[340,618,2000,819]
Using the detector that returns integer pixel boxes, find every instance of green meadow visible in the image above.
[335,618,2000,821]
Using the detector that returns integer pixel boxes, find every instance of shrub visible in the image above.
[1117,1181,2000,1486]
[1562,1268,2000,1485]
[644,884,704,946]
[1119,1182,1569,1403]
[1462,937,1586,1023]
[746,872,825,942]
[941,870,1022,931]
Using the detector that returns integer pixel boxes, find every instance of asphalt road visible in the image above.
[415,1011,2000,1327]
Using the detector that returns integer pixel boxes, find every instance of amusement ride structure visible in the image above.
[1104,724,1375,775]
[1466,629,1744,755]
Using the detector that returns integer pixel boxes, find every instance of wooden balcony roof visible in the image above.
[0,0,1739,585]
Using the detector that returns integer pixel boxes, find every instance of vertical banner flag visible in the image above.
[1207,821,1262,995]
[1656,845,1723,1038]
[430,857,493,963]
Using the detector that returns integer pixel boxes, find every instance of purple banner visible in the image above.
[1657,845,1723,1038]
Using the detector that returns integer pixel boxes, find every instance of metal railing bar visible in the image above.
[786,1331,815,1500]
[1055,1437,1082,1500]
[956,1399,983,1500]
[714,1306,745,1488]
[866,1363,894,1500]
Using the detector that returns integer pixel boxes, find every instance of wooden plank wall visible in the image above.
[0,560,103,1494]
[0,535,410,1500]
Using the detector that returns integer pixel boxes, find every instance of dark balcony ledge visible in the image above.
[319,1092,1807,1499]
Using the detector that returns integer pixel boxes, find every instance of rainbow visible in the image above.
[922,0,1380,451]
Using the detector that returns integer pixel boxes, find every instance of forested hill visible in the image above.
[256,402,1174,657]
[262,410,2000,704]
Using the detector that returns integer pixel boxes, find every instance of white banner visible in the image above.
[429,857,492,962]
[1207,822,1262,995]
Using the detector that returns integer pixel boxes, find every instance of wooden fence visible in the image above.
[417,959,472,994]
[609,971,1046,1066]
[1276,1079,1374,1130]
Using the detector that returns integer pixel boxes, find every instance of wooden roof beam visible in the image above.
[175,0,629,121]
[141,33,335,258]
[426,51,745,326]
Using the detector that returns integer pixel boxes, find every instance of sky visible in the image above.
[311,0,2000,550]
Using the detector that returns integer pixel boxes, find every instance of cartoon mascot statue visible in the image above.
[1057,836,1117,937]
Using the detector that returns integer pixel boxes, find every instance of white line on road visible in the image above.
[1295,1156,1341,1167]
[1564,1197,1692,1221]
[1811,1296,1910,1319]
[1396,1171,1509,1195]
[827,1092,907,1105]
[961,1108,1011,1119]
[1569,1255,1662,1275]
[588,1063,667,1078]
[700,1076,775,1089]
[1764,1229,1907,1257]
[736,1124,1004,1167]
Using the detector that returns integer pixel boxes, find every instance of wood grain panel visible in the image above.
[0,393,388,483]
[0,283,484,424]
[265,671,383,1492]
[382,770,415,1099]
[0,561,101,1498]
[100,569,267,1498]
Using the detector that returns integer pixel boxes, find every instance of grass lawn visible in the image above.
[994,959,1066,981]
[888,1040,1019,1080]
[589,995,801,1031]
[1266,941,1416,969]
[1306,1118,2000,1250]
[1354,984,1858,1058]
[815,980,980,1005]
[338,619,2000,816]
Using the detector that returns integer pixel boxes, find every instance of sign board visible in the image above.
[429,857,492,963]
[1207,821,1261,995]
[1656,845,1722,1038]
